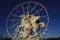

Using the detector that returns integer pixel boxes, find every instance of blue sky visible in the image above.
[0,0,60,38]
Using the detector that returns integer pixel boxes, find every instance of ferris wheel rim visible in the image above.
[6,1,50,38]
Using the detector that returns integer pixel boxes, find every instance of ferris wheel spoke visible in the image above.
[30,4,37,13]
[22,4,25,14]
[33,7,43,14]
[17,30,23,40]
[13,25,22,39]
[40,15,47,18]
[9,19,20,22]
[26,4,30,14]
[10,22,20,28]
[11,14,20,18]
[15,8,21,14]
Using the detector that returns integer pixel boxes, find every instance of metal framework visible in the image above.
[6,1,50,40]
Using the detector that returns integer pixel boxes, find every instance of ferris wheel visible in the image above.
[6,1,50,40]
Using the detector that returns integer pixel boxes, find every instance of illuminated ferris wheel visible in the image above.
[6,1,49,40]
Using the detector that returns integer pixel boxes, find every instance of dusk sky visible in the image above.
[0,0,60,38]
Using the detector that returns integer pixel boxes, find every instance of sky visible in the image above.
[0,0,60,38]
